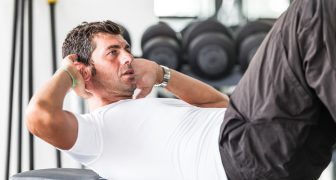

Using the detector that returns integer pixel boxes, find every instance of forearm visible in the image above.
[26,67,78,149]
[165,69,229,108]
[132,58,229,107]
[28,69,72,112]
[25,55,87,149]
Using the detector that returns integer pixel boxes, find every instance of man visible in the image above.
[26,0,336,179]
[219,0,336,179]
[25,20,229,180]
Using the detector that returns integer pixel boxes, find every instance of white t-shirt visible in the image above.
[64,98,227,180]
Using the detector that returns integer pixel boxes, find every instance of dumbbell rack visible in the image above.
[143,19,275,98]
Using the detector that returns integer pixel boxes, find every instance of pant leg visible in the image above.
[218,0,336,179]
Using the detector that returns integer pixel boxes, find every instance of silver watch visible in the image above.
[155,65,171,88]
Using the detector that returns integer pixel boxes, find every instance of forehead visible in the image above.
[92,32,127,48]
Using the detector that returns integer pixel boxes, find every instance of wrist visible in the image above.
[155,64,163,84]
[60,66,77,88]
[155,65,171,88]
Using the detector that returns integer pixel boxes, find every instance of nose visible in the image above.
[120,51,133,65]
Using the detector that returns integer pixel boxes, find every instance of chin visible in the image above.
[123,84,136,93]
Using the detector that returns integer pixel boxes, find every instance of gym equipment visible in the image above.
[27,0,34,171]
[121,25,132,47]
[10,168,106,180]
[5,0,61,178]
[48,0,62,168]
[6,0,20,178]
[17,0,26,173]
[182,19,236,80]
[235,20,273,72]
[5,0,36,177]
[141,22,182,70]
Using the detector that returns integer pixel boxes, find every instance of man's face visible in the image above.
[89,32,136,99]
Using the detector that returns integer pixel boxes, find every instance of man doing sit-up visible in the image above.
[25,20,230,180]
[26,0,336,179]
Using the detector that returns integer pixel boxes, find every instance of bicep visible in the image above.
[36,110,78,150]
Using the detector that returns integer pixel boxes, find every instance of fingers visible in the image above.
[62,54,78,67]
[67,54,78,61]
[61,54,92,99]
[72,75,93,99]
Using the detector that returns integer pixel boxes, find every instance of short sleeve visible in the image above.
[62,112,103,165]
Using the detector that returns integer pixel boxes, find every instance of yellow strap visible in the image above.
[48,0,57,4]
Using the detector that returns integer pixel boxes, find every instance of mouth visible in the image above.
[122,69,135,76]
[121,69,135,83]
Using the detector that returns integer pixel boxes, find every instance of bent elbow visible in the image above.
[25,102,53,136]
[25,108,39,136]
[196,95,229,108]
[219,94,230,108]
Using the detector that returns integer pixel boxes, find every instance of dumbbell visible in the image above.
[121,25,132,47]
[141,22,182,70]
[235,20,273,72]
[182,19,236,80]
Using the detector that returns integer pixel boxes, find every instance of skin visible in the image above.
[25,32,229,150]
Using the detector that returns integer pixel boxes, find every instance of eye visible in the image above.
[125,45,131,53]
[109,49,118,56]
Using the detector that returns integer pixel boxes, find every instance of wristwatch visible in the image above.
[155,65,171,88]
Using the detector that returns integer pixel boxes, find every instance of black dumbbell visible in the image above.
[121,25,132,47]
[182,19,236,80]
[141,22,181,70]
[235,20,273,72]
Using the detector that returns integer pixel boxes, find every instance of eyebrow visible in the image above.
[105,44,131,51]
[106,45,121,51]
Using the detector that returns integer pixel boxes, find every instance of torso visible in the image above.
[66,98,227,180]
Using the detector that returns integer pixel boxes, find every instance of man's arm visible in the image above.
[133,58,229,108]
[165,69,229,108]
[25,54,89,150]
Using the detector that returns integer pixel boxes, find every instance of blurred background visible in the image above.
[0,0,335,179]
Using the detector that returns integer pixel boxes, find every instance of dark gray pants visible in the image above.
[219,0,336,179]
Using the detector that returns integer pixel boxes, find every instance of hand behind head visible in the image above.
[62,54,93,99]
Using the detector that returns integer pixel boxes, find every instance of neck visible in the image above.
[87,95,132,111]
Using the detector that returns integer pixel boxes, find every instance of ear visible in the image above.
[73,62,92,82]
